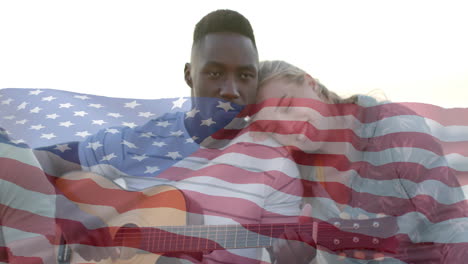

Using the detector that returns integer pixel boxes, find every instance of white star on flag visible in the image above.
[185,108,200,119]
[15,119,28,125]
[1,98,13,105]
[166,151,182,160]
[144,166,160,174]
[124,100,141,109]
[122,122,137,128]
[17,102,29,110]
[74,95,90,100]
[74,111,88,117]
[152,141,167,147]
[88,103,103,108]
[107,113,123,118]
[185,136,198,143]
[170,130,184,137]
[30,107,42,113]
[101,153,117,161]
[4,116,15,120]
[59,121,75,127]
[86,141,103,150]
[156,121,170,127]
[140,132,155,138]
[46,113,60,119]
[54,144,71,152]
[172,97,187,110]
[29,89,43,95]
[138,112,156,118]
[30,124,45,130]
[59,103,74,108]
[132,154,148,162]
[75,131,91,138]
[41,96,57,102]
[105,128,120,134]
[40,133,56,140]
[122,140,138,149]
[217,101,234,111]
[201,118,216,126]
[92,120,107,125]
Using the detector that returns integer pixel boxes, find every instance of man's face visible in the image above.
[185,33,259,105]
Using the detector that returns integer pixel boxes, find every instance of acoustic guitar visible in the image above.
[54,171,398,263]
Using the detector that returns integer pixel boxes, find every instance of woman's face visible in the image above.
[250,76,326,149]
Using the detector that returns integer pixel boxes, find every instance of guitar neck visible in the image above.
[113,221,397,254]
[142,223,313,252]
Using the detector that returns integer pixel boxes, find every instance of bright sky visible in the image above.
[1,0,467,107]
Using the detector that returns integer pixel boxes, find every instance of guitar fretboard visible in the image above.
[112,219,397,254]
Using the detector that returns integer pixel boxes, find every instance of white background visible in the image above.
[1,0,467,107]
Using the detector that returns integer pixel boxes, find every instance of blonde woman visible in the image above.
[251,60,467,263]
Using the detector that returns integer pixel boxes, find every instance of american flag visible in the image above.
[1,88,467,263]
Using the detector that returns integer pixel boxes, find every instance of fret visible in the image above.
[197,226,202,251]
[157,227,162,252]
[245,224,249,248]
[234,225,238,249]
[191,225,195,252]
[205,225,210,250]
[182,225,186,251]
[214,224,218,250]
[162,226,167,252]
[269,224,273,247]
[172,226,177,252]
[148,228,153,251]
[223,224,228,249]
[256,225,260,247]
[168,226,173,252]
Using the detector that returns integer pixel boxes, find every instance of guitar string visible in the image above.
[110,224,382,238]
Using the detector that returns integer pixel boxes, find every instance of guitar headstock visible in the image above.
[317,216,399,258]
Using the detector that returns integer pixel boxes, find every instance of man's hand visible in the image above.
[63,226,119,262]
[271,204,316,264]
[69,243,119,262]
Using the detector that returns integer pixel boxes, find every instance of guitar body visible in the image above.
[55,171,188,264]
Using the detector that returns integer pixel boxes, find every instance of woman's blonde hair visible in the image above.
[258,60,358,104]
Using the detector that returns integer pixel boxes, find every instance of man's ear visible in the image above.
[184,63,193,88]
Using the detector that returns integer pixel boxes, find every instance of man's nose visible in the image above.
[219,78,240,101]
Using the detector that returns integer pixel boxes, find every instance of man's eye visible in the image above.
[240,73,254,79]
[208,72,221,78]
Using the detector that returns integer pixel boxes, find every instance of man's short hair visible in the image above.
[193,9,257,49]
